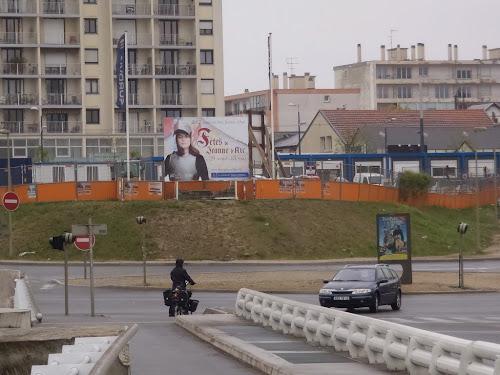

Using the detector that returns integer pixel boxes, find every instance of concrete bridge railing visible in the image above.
[236,288,500,375]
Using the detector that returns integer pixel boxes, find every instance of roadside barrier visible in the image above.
[235,289,500,375]
[30,324,138,375]
[14,275,42,324]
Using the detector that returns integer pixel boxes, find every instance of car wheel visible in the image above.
[369,293,379,313]
[391,291,401,311]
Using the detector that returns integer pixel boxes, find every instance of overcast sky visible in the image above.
[222,0,500,96]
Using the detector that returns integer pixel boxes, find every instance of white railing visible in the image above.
[128,63,152,75]
[46,121,82,134]
[42,32,80,45]
[0,93,38,105]
[44,63,81,75]
[43,93,81,105]
[159,93,183,105]
[0,32,37,44]
[0,1,37,13]
[159,34,195,47]
[154,4,195,17]
[235,289,500,375]
[42,1,79,14]
[1,121,39,134]
[116,121,154,134]
[112,3,150,15]
[128,93,153,105]
[2,63,38,75]
[155,64,196,75]
[113,33,151,46]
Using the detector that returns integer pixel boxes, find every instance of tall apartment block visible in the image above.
[333,44,500,111]
[0,0,224,162]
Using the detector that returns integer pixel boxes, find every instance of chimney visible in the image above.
[411,45,416,60]
[357,44,362,63]
[482,45,488,60]
[396,44,401,61]
[272,74,279,90]
[244,89,249,93]
[454,45,458,61]
[448,44,452,61]
[417,43,425,60]
[380,45,386,61]
[283,72,288,89]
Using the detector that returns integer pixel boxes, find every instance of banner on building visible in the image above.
[115,33,126,109]
[376,213,411,261]
[163,117,249,181]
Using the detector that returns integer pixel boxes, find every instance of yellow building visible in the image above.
[0,0,224,161]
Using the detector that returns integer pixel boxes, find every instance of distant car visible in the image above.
[319,264,402,313]
[352,173,384,185]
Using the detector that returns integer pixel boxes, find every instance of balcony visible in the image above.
[43,63,81,76]
[155,64,196,76]
[0,32,37,45]
[0,2,37,14]
[116,121,155,134]
[0,94,38,106]
[159,34,195,47]
[41,32,80,46]
[128,64,152,76]
[113,33,151,46]
[1,121,39,134]
[42,93,81,105]
[128,93,153,106]
[112,3,150,16]
[46,121,82,134]
[154,4,195,17]
[42,1,79,15]
[1,63,38,75]
[159,93,183,105]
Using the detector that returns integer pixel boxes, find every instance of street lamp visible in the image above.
[473,126,487,251]
[288,103,302,155]
[0,128,11,191]
[30,106,44,162]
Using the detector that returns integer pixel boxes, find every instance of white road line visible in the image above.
[485,317,500,321]
[380,318,418,324]
[416,317,457,323]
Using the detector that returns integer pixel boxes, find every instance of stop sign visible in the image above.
[3,192,19,211]
[74,235,96,251]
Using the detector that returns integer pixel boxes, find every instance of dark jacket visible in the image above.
[170,266,195,289]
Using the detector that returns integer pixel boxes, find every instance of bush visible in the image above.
[398,171,432,200]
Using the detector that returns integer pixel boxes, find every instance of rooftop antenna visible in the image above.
[388,29,398,49]
[286,57,299,75]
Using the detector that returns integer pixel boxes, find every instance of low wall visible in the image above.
[0,269,20,308]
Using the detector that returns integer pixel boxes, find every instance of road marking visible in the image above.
[271,351,326,354]
[248,340,295,344]
[381,318,418,324]
[416,317,457,323]
[485,317,500,321]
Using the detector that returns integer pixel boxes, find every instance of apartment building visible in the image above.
[0,0,223,162]
[333,44,500,110]
[225,72,360,132]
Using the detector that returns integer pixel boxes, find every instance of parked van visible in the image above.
[352,173,384,185]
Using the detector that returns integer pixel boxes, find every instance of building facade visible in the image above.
[0,0,224,162]
[333,44,500,111]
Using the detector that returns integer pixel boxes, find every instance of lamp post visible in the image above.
[288,103,302,155]
[473,126,487,251]
[0,128,12,257]
[30,106,44,162]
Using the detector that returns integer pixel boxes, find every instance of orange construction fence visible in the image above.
[0,180,497,210]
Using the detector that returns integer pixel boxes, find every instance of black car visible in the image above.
[319,264,402,313]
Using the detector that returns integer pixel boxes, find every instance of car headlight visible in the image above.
[351,289,371,294]
[319,289,333,295]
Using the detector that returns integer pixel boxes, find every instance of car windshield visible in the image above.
[369,176,382,184]
[332,268,375,282]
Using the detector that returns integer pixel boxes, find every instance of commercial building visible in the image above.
[333,44,500,110]
[0,0,224,162]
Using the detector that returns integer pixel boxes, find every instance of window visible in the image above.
[457,86,472,98]
[84,18,97,34]
[53,166,65,182]
[84,49,98,64]
[87,166,98,181]
[85,79,99,94]
[320,137,325,151]
[396,67,411,79]
[199,20,213,35]
[86,109,100,124]
[457,69,471,79]
[435,86,449,99]
[326,136,332,151]
[324,95,330,103]
[432,166,456,178]
[83,0,97,3]
[202,108,215,117]
[200,79,214,94]
[376,66,389,79]
[200,49,213,64]
[199,0,212,4]
[377,86,389,98]
[419,66,428,76]
[162,109,181,118]
[396,86,412,98]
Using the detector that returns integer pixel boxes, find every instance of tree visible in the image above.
[34,147,49,162]
[336,128,375,154]
[130,150,141,159]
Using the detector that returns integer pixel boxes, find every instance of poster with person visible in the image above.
[376,213,410,260]
[163,117,249,181]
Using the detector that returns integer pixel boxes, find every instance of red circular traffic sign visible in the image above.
[74,235,96,251]
[3,192,19,211]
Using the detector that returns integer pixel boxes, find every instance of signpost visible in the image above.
[2,191,19,256]
[71,219,107,317]
[74,235,96,251]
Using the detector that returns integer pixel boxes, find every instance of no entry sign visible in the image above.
[74,235,96,251]
[2,192,19,211]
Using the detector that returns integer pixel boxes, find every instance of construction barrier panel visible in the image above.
[76,181,117,201]
[38,182,76,203]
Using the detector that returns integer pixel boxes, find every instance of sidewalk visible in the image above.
[176,312,395,375]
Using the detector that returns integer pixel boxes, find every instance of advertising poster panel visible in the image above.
[164,117,249,181]
[376,213,410,261]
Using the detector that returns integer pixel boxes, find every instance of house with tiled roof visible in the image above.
[299,109,495,154]
[468,103,500,124]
